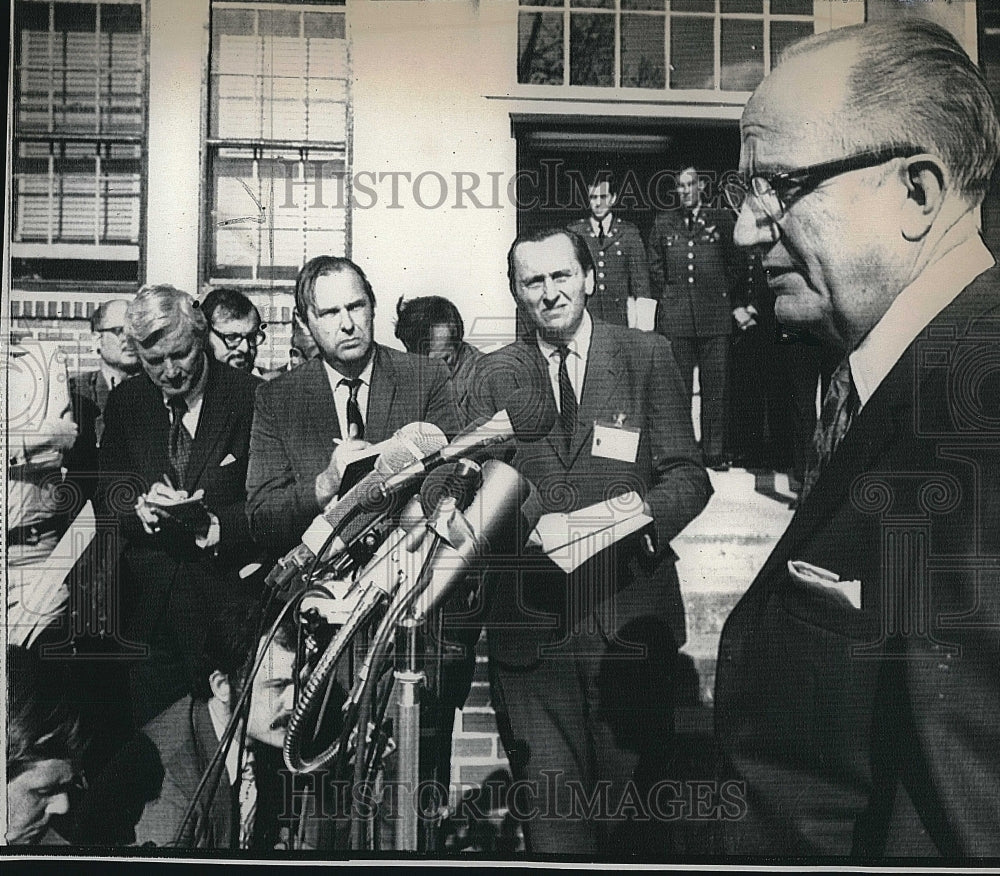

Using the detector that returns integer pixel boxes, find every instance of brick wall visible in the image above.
[9,289,298,375]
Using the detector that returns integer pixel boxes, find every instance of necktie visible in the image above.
[341,378,365,440]
[801,358,859,500]
[685,210,694,232]
[237,748,257,850]
[168,396,192,484]
[555,346,577,448]
[597,221,606,246]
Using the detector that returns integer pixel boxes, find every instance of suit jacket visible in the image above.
[647,206,744,338]
[567,216,651,326]
[246,344,459,554]
[98,358,259,660]
[71,369,114,447]
[466,320,711,666]
[714,268,1000,857]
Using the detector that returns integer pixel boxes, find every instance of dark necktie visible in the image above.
[341,378,365,440]
[168,396,192,484]
[597,221,606,246]
[801,358,859,500]
[555,346,577,448]
[685,210,694,232]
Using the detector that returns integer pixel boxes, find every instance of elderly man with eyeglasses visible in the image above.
[714,20,1000,859]
[201,287,267,376]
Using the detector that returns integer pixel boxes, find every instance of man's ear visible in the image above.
[208,669,232,706]
[900,156,947,241]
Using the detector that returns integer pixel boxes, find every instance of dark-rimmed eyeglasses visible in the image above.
[210,325,266,350]
[723,146,926,221]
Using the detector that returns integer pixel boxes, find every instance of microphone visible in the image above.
[411,459,530,619]
[375,387,556,508]
[265,422,447,591]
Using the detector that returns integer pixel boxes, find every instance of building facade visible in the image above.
[8,0,990,373]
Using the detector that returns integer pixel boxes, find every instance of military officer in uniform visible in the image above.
[567,175,651,327]
[648,167,745,470]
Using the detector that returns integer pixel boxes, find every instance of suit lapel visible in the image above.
[566,321,622,466]
[136,375,172,480]
[299,358,343,470]
[184,361,233,492]
[756,359,908,583]
[366,345,395,442]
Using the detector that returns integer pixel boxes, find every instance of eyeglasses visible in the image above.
[210,325,266,350]
[723,146,926,221]
[98,326,126,337]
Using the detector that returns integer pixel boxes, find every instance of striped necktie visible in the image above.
[801,358,859,501]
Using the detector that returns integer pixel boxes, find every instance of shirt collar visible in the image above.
[323,351,375,393]
[99,360,125,390]
[590,215,613,236]
[536,310,593,362]
[851,234,995,408]
[162,353,209,410]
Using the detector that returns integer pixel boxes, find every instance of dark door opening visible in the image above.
[512,118,742,242]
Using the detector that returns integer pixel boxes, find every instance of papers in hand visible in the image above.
[626,297,658,332]
[8,501,97,649]
[529,491,653,574]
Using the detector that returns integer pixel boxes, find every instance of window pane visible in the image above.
[214,7,254,37]
[258,8,300,38]
[623,0,664,8]
[771,0,812,13]
[212,148,347,282]
[670,1,711,12]
[570,12,613,86]
[771,20,813,69]
[621,13,664,89]
[669,15,712,89]
[54,2,96,32]
[100,4,141,33]
[519,0,563,6]
[570,0,612,8]
[720,0,761,12]
[720,18,762,90]
[518,11,563,84]
[304,11,345,40]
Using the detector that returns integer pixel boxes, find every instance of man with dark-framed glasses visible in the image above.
[202,287,267,376]
[715,20,1000,858]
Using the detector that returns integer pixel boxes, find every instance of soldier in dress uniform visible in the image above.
[647,167,746,470]
[566,175,651,327]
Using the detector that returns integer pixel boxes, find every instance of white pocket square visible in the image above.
[219,453,237,467]
[787,560,862,610]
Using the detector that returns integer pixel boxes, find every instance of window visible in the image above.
[12,0,145,283]
[517,0,814,92]
[207,1,349,285]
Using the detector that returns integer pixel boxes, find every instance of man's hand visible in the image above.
[135,481,196,534]
[314,424,371,507]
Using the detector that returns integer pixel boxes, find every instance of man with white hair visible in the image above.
[98,284,259,727]
[715,20,1000,858]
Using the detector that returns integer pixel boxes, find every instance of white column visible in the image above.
[144,0,210,294]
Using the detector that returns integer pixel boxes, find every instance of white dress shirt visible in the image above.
[851,234,995,410]
[590,215,613,239]
[536,311,593,413]
[323,356,375,439]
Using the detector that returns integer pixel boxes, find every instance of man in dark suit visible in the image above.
[468,228,711,855]
[246,256,458,556]
[647,168,746,470]
[71,299,142,451]
[715,20,1000,858]
[79,602,326,850]
[99,284,259,727]
[566,175,651,328]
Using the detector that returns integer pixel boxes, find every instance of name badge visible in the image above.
[592,417,640,463]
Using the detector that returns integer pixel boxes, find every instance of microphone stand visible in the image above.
[388,496,478,851]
